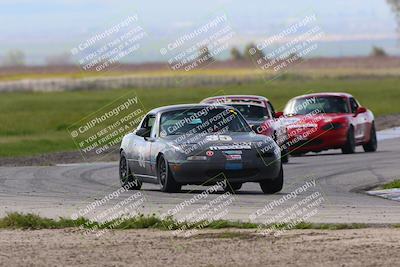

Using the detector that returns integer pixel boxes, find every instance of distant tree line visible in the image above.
[229,43,265,61]
[228,43,390,61]
[2,50,26,67]
[0,44,392,68]
[371,46,387,57]
[0,50,74,67]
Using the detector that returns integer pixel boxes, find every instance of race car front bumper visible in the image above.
[168,155,281,185]
[287,127,348,153]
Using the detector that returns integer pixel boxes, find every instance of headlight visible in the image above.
[187,156,208,161]
[322,122,343,130]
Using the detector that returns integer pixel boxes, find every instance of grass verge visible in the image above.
[382,180,400,189]
[0,212,387,231]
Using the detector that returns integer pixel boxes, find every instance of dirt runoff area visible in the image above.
[0,228,399,267]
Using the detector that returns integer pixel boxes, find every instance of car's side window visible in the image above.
[140,116,148,129]
[139,115,155,138]
[147,116,155,129]
[147,116,156,137]
[267,102,275,118]
[349,98,359,113]
[283,100,293,115]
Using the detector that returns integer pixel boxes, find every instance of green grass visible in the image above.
[382,180,400,189]
[0,212,377,231]
[0,77,400,157]
[198,232,256,239]
[294,222,366,230]
[0,212,85,229]
[1,67,400,81]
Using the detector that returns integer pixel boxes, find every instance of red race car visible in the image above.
[277,92,377,155]
[201,95,289,163]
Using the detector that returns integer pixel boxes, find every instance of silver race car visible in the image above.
[119,104,283,193]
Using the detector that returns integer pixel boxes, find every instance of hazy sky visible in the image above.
[0,0,398,64]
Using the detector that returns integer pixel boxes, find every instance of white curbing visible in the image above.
[366,188,400,202]
[377,127,400,141]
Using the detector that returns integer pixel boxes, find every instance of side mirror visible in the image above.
[135,128,150,138]
[356,107,367,115]
[275,111,284,118]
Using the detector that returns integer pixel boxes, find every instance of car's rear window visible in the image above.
[230,104,269,121]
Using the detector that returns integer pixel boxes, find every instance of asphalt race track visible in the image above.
[0,135,399,224]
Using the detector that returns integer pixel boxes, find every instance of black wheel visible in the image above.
[158,155,181,193]
[363,123,377,152]
[281,147,289,164]
[223,182,242,193]
[342,126,356,154]
[259,164,283,194]
[119,152,142,190]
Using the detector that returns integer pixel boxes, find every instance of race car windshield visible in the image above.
[229,104,269,121]
[285,96,350,115]
[160,108,251,136]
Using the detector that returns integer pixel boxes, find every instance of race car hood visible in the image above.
[162,132,276,155]
[246,119,265,126]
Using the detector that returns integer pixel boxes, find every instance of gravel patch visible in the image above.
[0,228,399,267]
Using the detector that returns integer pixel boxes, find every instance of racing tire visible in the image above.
[259,164,283,194]
[119,152,142,190]
[341,126,356,154]
[158,155,181,193]
[363,123,377,152]
[223,182,242,193]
